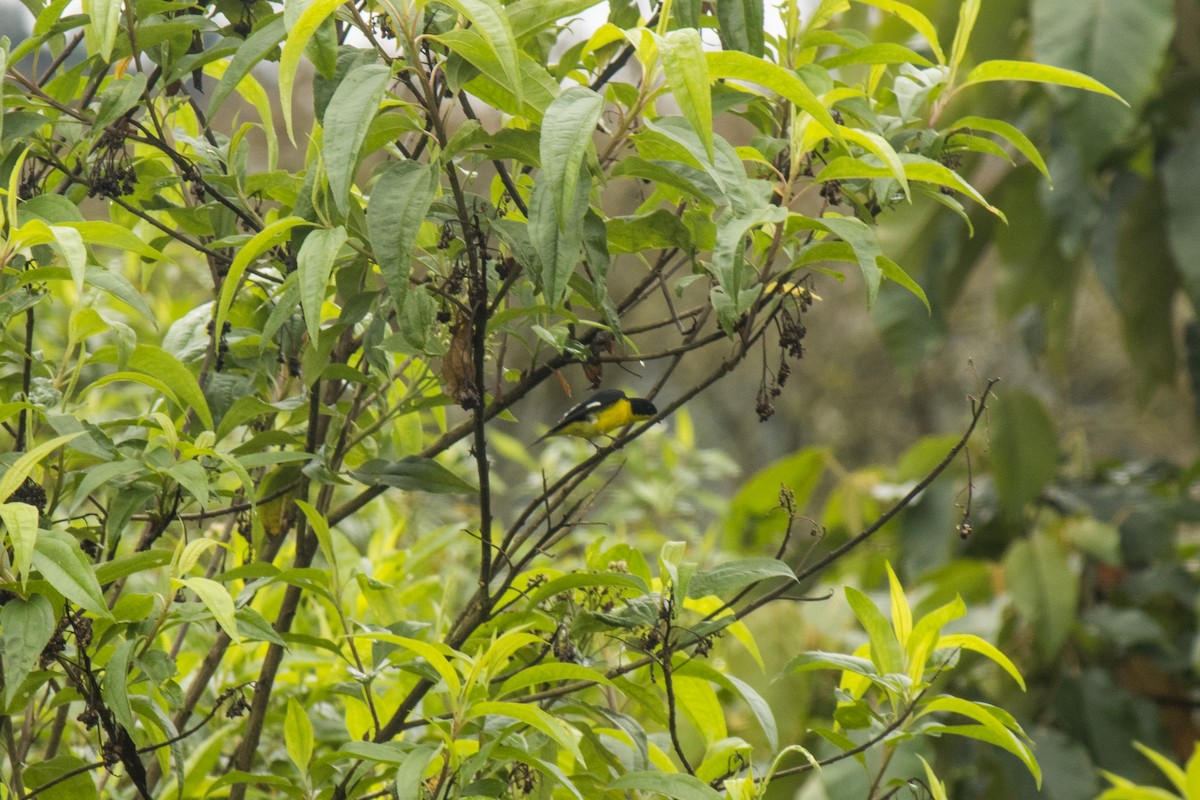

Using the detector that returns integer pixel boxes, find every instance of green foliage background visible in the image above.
[0,0,1197,798]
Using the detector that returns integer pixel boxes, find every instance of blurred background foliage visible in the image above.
[706,0,1200,797]
[1,0,1198,796]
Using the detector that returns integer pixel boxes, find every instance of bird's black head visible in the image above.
[628,398,657,419]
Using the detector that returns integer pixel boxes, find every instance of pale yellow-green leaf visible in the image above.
[0,502,39,586]
[216,216,313,340]
[959,60,1126,104]
[1133,742,1190,798]
[948,0,981,78]
[937,633,1026,691]
[467,701,583,762]
[180,577,241,643]
[885,562,912,647]
[285,696,314,774]
[0,433,83,505]
[278,0,347,141]
[852,0,945,64]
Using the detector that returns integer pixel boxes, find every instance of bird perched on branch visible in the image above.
[534,389,657,443]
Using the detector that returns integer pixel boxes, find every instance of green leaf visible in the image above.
[919,697,1040,786]
[960,59,1125,103]
[524,571,649,605]
[467,701,583,762]
[83,266,156,322]
[351,457,478,494]
[949,115,1050,183]
[878,256,929,312]
[440,0,523,111]
[0,502,40,586]
[608,771,723,799]
[368,161,438,316]
[94,73,148,129]
[82,0,121,60]
[278,0,346,141]
[1003,533,1077,664]
[168,460,210,509]
[853,0,945,63]
[716,0,764,57]
[323,64,391,216]
[32,529,111,619]
[296,499,337,581]
[845,586,905,676]
[686,557,795,598]
[539,86,603,230]
[297,225,348,344]
[131,344,214,430]
[285,696,314,773]
[820,42,934,69]
[820,214,884,307]
[785,650,879,678]
[394,746,441,800]
[101,637,136,734]
[1,594,55,706]
[496,662,615,698]
[530,161,589,307]
[180,576,241,643]
[990,390,1057,519]
[673,673,726,744]
[60,221,168,261]
[0,432,81,508]
[948,0,980,78]
[208,15,286,119]
[659,29,712,163]
[24,755,100,800]
[215,216,313,342]
[706,51,841,144]
[904,594,965,680]
[937,633,1026,691]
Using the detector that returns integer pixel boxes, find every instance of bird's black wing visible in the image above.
[541,389,627,437]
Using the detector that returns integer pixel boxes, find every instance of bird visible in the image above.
[534,389,658,443]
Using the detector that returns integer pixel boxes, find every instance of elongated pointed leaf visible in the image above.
[180,577,241,642]
[0,432,83,506]
[659,30,712,163]
[351,457,478,494]
[324,64,391,216]
[208,16,286,119]
[853,0,945,63]
[215,216,314,341]
[960,60,1124,103]
[368,161,437,315]
[539,86,603,229]
[101,637,136,734]
[716,0,764,56]
[608,772,723,800]
[297,225,347,343]
[440,0,523,110]
[686,557,795,598]
[0,502,39,586]
[820,214,883,307]
[32,529,111,619]
[2,594,55,706]
[530,164,589,307]
[948,115,1050,183]
[845,586,905,675]
[706,51,841,143]
[278,0,346,141]
[468,701,583,762]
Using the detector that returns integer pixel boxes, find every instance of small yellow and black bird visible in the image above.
[534,389,658,443]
